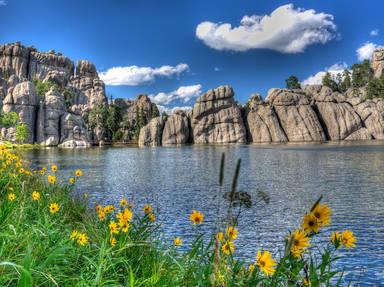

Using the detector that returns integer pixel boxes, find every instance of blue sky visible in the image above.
[1,0,383,112]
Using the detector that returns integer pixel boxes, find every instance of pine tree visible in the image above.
[322,72,339,92]
[285,75,301,89]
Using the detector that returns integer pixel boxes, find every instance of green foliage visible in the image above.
[63,88,76,110]
[15,123,28,143]
[322,72,339,92]
[285,75,301,89]
[133,107,147,138]
[352,59,372,88]
[33,79,55,97]
[88,104,109,139]
[151,103,160,118]
[339,69,352,92]
[0,111,19,128]
[367,77,384,99]
[112,130,124,141]
[161,112,169,122]
[106,104,122,135]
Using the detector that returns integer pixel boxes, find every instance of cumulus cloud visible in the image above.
[195,4,336,53]
[149,84,202,105]
[356,42,383,61]
[99,63,189,86]
[302,63,348,86]
[370,29,379,36]
[0,0,7,6]
[157,105,192,115]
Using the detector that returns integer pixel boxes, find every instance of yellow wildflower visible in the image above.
[120,199,128,207]
[51,165,58,172]
[70,230,79,241]
[48,175,56,184]
[110,237,116,246]
[216,232,224,242]
[302,213,320,234]
[98,211,106,221]
[189,209,204,225]
[77,233,89,246]
[330,231,342,247]
[148,213,156,222]
[226,226,238,240]
[8,193,16,201]
[256,250,276,276]
[341,229,356,249]
[109,221,119,234]
[75,169,83,177]
[104,205,115,214]
[32,191,41,201]
[174,237,182,247]
[49,203,60,214]
[311,203,332,227]
[290,229,311,258]
[248,264,255,273]
[221,240,234,255]
[69,177,76,184]
[143,204,152,214]
[119,221,130,233]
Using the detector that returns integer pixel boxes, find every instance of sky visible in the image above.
[1,0,384,113]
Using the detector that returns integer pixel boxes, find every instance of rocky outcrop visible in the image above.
[354,99,384,139]
[28,49,74,81]
[162,110,190,144]
[372,48,384,78]
[244,94,287,143]
[138,117,164,147]
[305,86,364,140]
[345,128,373,141]
[0,42,30,79]
[0,42,107,146]
[2,81,38,143]
[191,85,246,144]
[266,89,326,142]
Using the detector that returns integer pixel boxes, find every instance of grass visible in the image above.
[0,145,356,286]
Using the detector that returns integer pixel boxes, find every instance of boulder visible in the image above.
[191,85,246,143]
[266,89,326,142]
[138,117,164,146]
[162,110,190,144]
[244,94,287,143]
[2,81,38,143]
[354,99,384,139]
[59,112,90,147]
[344,128,373,141]
[76,60,98,78]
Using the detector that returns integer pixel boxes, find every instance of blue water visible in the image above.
[21,142,384,285]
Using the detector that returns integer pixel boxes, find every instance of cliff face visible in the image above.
[0,42,107,146]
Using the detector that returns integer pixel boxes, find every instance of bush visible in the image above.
[15,123,28,143]
[112,130,124,141]
[0,111,19,128]
[33,79,55,97]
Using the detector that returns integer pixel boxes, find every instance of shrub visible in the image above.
[0,111,19,128]
[15,123,28,143]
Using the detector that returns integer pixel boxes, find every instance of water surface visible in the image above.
[21,142,384,285]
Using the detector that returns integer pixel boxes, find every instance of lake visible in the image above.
[20,142,384,285]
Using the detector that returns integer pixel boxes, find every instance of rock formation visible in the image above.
[372,48,384,78]
[266,89,326,142]
[191,85,246,143]
[138,117,164,146]
[162,110,190,144]
[243,94,287,143]
[0,42,107,146]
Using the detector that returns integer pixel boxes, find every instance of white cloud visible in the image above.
[99,63,189,86]
[356,42,383,61]
[370,29,379,36]
[0,0,7,6]
[214,67,221,72]
[302,63,348,86]
[195,4,336,53]
[157,105,192,115]
[149,84,202,105]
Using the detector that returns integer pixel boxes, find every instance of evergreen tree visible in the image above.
[340,69,352,92]
[285,75,301,89]
[352,59,372,88]
[151,103,160,118]
[106,104,122,136]
[367,77,384,99]
[322,72,339,92]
